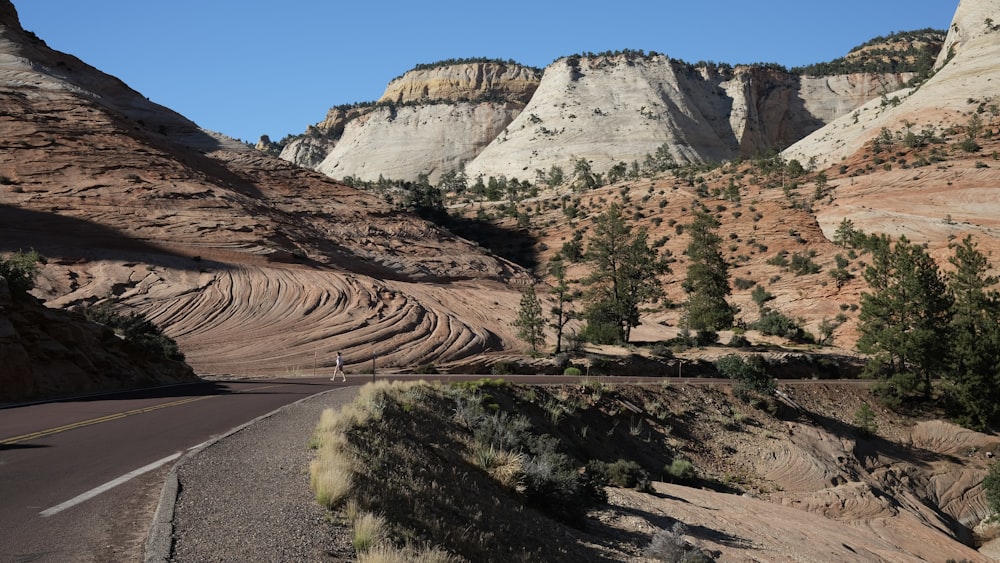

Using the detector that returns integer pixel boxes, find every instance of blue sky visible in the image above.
[16,1,957,144]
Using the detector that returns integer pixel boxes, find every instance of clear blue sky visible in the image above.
[16,1,957,144]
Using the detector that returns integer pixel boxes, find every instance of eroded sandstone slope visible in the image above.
[0,0,529,381]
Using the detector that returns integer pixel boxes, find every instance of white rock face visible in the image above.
[935,0,1000,68]
[315,102,517,183]
[287,57,913,183]
[464,55,908,182]
[279,136,336,169]
[785,0,1000,168]
[379,62,541,105]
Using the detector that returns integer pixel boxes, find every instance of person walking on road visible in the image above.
[331,351,346,382]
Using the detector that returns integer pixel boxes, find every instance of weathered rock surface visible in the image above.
[465,56,912,182]
[0,0,528,382]
[316,101,519,183]
[0,275,196,403]
[285,54,914,184]
[378,61,541,105]
[783,0,1000,256]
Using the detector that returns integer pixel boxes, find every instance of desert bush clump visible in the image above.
[352,511,388,553]
[715,354,775,398]
[645,522,716,562]
[854,403,877,437]
[0,249,43,298]
[491,360,516,375]
[984,462,1000,517]
[82,301,185,361]
[665,458,696,482]
[586,459,650,489]
[563,366,582,376]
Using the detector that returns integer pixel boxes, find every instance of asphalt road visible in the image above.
[0,377,348,563]
[0,373,827,562]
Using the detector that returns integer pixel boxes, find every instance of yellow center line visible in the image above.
[1,383,288,446]
[1,395,213,445]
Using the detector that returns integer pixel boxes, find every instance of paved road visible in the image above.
[0,378,348,563]
[0,373,853,562]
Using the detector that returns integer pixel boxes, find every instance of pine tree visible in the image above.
[858,236,952,400]
[682,209,733,341]
[582,203,668,344]
[946,235,1000,429]
[547,259,575,354]
[513,285,545,352]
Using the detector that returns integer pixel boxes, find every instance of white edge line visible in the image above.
[40,452,182,518]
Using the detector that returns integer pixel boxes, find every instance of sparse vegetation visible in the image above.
[0,249,43,299]
[82,300,185,361]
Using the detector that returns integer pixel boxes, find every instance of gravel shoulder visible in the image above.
[145,386,359,562]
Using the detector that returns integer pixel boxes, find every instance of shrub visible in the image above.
[751,309,812,343]
[854,403,877,437]
[727,333,750,348]
[715,354,775,396]
[491,360,515,375]
[587,459,649,489]
[984,462,1000,516]
[563,366,582,376]
[82,301,185,361]
[645,522,715,562]
[0,249,43,298]
[352,512,387,553]
[414,363,439,374]
[665,458,696,481]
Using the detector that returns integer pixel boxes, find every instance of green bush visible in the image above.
[587,459,649,489]
[0,249,43,298]
[414,363,439,374]
[82,301,184,361]
[665,458,696,481]
[563,366,582,376]
[491,360,515,375]
[751,309,812,343]
[715,354,775,396]
[984,462,1000,516]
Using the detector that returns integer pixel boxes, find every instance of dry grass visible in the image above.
[352,511,387,553]
[357,544,458,563]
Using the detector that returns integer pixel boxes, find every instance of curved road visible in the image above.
[0,374,855,561]
[0,378,354,562]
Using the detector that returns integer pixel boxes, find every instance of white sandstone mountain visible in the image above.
[279,49,930,184]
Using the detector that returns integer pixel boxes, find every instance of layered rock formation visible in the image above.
[0,274,196,402]
[783,0,1000,253]
[282,51,919,184]
[465,56,912,182]
[0,0,528,383]
[378,60,541,105]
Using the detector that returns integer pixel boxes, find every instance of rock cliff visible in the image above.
[284,54,915,184]
[378,60,541,105]
[315,101,519,183]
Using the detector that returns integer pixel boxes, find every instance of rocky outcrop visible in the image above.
[785,0,1000,169]
[315,101,519,183]
[935,0,1000,68]
[0,275,197,403]
[278,134,337,169]
[379,61,541,105]
[284,52,913,184]
[464,55,909,182]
